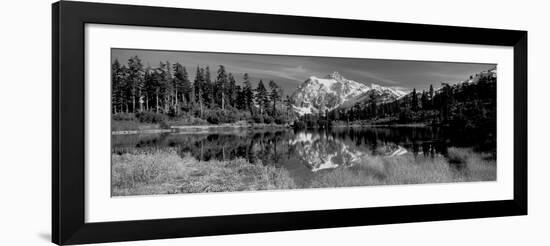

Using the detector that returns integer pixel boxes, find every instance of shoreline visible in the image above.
[112,123,290,135]
[331,123,429,128]
[112,122,435,135]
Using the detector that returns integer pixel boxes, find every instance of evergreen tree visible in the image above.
[172,63,186,113]
[193,66,204,117]
[181,66,192,106]
[369,102,377,118]
[268,80,281,116]
[284,95,293,120]
[235,85,245,110]
[151,62,166,113]
[203,66,213,107]
[228,73,237,107]
[162,61,174,113]
[143,67,155,111]
[127,56,145,113]
[439,83,451,121]
[111,59,124,114]
[215,65,228,110]
[411,88,418,112]
[428,84,434,109]
[242,73,254,113]
[255,80,269,115]
[420,90,428,110]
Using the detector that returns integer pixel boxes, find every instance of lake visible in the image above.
[112,126,496,189]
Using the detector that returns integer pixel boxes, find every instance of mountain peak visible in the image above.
[371,83,382,90]
[326,71,345,80]
[291,72,371,116]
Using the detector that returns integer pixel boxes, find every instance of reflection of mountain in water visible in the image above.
[112,127,495,189]
[112,127,470,176]
[289,132,408,172]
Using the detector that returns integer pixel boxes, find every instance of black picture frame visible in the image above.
[52,1,527,245]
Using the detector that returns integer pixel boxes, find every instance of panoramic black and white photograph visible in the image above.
[111,48,497,196]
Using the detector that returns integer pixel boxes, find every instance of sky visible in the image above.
[112,48,495,95]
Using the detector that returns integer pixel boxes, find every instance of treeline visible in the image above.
[111,55,294,124]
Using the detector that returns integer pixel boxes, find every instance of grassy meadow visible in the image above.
[112,149,296,196]
[310,147,496,188]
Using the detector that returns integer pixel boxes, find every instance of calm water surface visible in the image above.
[112,127,495,187]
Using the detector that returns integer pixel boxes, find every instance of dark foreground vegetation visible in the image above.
[112,149,296,196]
[112,147,495,196]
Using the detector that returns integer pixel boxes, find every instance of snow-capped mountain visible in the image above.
[290,72,371,115]
[371,83,409,99]
[290,72,408,115]
[465,66,497,84]
[338,83,409,109]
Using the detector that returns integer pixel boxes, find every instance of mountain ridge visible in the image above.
[290,72,408,115]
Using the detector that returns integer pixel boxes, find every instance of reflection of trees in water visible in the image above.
[319,127,449,157]
[111,126,495,170]
[113,131,296,166]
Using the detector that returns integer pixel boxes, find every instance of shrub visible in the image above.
[168,115,208,126]
[112,113,135,121]
[292,121,306,129]
[206,113,219,124]
[233,110,252,121]
[274,116,286,125]
[398,110,412,123]
[252,114,264,124]
[263,116,274,124]
[111,120,158,131]
[205,109,239,124]
[136,111,167,124]
[317,119,331,128]
[306,119,317,128]
[159,121,170,129]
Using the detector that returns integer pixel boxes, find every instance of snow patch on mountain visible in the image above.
[290,72,414,115]
[290,72,371,115]
[370,83,409,99]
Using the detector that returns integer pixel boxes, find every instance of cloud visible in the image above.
[348,70,403,86]
[227,65,310,83]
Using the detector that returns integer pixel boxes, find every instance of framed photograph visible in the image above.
[52,1,527,245]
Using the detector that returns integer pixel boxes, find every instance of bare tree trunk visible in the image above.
[175,88,178,115]
[170,94,174,111]
[199,97,203,118]
[221,91,225,111]
[164,95,169,113]
[119,93,123,113]
[139,89,143,112]
[273,100,276,116]
[146,94,149,111]
[156,91,159,113]
[132,93,136,113]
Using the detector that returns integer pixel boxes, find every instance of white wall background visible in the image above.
[0,0,547,245]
